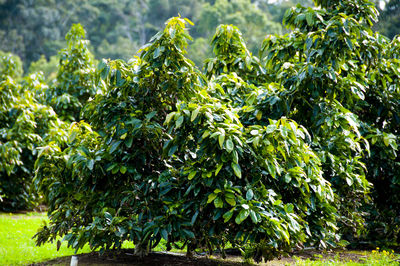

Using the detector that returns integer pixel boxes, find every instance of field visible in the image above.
[1,212,399,265]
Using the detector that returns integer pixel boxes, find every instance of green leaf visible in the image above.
[383,136,390,147]
[145,111,157,120]
[106,163,117,172]
[87,159,94,170]
[191,211,199,225]
[266,160,276,179]
[223,210,234,222]
[153,47,161,58]
[214,197,224,208]
[120,166,127,174]
[100,65,110,80]
[255,110,262,120]
[120,133,128,140]
[246,189,254,200]
[175,116,184,129]
[109,140,122,154]
[306,13,313,25]
[69,130,78,143]
[231,163,242,179]
[183,229,195,239]
[233,150,239,164]
[165,112,175,124]
[235,209,249,224]
[168,145,178,157]
[285,203,294,213]
[265,125,276,133]
[161,229,168,241]
[284,174,291,183]
[215,163,223,176]
[125,137,133,148]
[345,37,353,50]
[207,193,218,203]
[225,196,236,207]
[249,210,258,224]
[188,171,197,180]
[191,107,201,122]
[250,130,258,136]
[219,133,225,149]
[225,138,234,153]
[202,130,210,139]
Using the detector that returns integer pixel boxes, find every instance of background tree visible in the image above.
[0,53,67,211]
[260,0,400,245]
[28,55,59,84]
[47,24,97,122]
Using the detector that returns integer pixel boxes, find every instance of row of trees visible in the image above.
[0,24,97,210]
[1,0,399,262]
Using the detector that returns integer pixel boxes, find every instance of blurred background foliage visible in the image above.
[0,0,307,72]
[0,0,396,74]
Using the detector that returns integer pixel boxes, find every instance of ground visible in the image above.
[1,212,399,266]
[36,248,383,265]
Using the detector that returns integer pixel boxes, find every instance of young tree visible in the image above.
[34,16,338,261]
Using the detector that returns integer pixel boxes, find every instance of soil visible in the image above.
[32,248,372,266]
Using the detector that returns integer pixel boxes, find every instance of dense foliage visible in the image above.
[0,0,398,262]
[260,0,400,244]
[0,53,67,211]
[0,24,96,210]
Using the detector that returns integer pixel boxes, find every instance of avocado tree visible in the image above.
[259,0,399,243]
[48,24,97,122]
[0,53,67,211]
[33,16,338,262]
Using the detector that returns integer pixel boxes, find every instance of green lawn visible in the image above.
[0,212,134,265]
[294,249,400,266]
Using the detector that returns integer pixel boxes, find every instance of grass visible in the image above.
[294,248,400,266]
[1,212,399,265]
[0,212,134,265]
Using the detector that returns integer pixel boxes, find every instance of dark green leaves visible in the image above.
[109,140,121,154]
[235,208,250,224]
